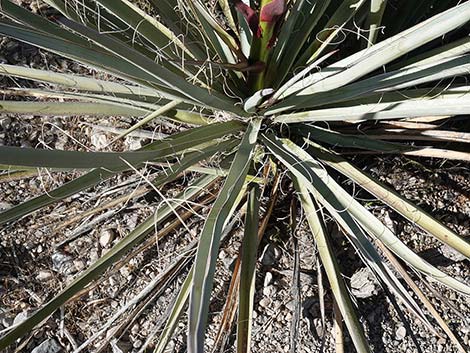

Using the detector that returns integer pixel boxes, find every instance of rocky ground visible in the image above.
[1,2,470,353]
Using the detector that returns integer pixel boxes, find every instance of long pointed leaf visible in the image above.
[0,100,148,117]
[280,55,470,110]
[293,178,371,353]
[0,63,159,97]
[273,96,470,123]
[188,119,261,353]
[154,196,246,353]
[56,18,242,113]
[153,268,194,353]
[295,0,367,67]
[94,0,196,59]
[291,124,414,152]
[364,0,387,46]
[266,0,332,88]
[237,185,260,353]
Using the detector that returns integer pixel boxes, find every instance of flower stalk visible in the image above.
[238,0,286,93]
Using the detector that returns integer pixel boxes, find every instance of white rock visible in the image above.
[437,337,446,345]
[124,136,142,150]
[264,272,273,287]
[90,130,108,149]
[263,285,274,296]
[36,270,53,281]
[119,265,132,277]
[0,117,11,129]
[284,312,292,321]
[395,326,407,340]
[313,318,323,336]
[74,259,85,272]
[132,339,142,349]
[99,229,115,248]
[0,202,12,211]
[131,323,140,335]
[89,248,100,263]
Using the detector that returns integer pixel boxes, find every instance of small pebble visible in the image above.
[51,252,74,275]
[264,272,273,287]
[132,339,142,349]
[131,323,140,335]
[74,260,85,272]
[263,285,274,296]
[99,229,115,248]
[36,270,53,281]
[395,326,407,340]
[259,297,271,309]
[125,136,142,150]
[90,131,108,150]
[0,117,11,129]
[89,248,100,263]
[313,318,323,336]
[13,311,28,326]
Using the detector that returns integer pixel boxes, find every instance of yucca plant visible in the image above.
[1,0,470,352]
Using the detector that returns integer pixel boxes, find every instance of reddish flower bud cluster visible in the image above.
[234,0,286,39]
